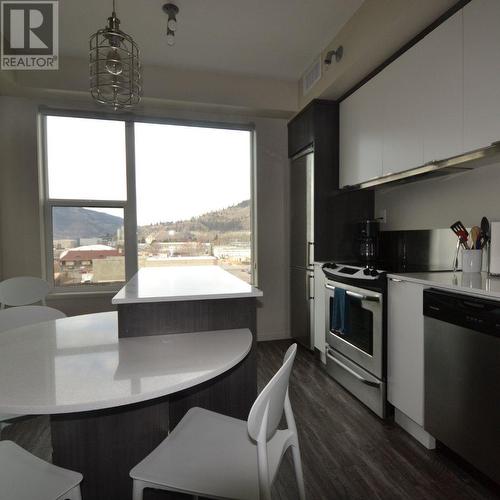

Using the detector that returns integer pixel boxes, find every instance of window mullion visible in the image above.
[124,121,138,280]
[47,199,127,209]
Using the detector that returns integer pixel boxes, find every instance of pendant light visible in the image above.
[89,0,142,110]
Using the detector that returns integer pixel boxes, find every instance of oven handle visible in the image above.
[325,284,380,303]
[346,290,380,303]
[326,350,381,388]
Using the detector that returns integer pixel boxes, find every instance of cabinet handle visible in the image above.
[307,242,314,267]
[389,278,404,283]
[308,274,314,300]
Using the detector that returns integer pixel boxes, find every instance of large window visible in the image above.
[41,112,254,291]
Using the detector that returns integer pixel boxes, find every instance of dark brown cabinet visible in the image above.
[288,99,374,262]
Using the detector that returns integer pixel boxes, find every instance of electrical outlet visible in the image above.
[377,209,387,224]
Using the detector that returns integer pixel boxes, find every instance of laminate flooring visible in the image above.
[2,340,499,500]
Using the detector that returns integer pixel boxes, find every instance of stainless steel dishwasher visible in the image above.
[424,289,500,484]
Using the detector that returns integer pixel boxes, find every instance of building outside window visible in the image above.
[41,112,255,291]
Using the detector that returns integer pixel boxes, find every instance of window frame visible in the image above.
[39,108,257,294]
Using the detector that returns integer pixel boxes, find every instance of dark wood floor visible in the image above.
[2,340,500,500]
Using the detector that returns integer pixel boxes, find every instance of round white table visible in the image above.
[0,312,252,500]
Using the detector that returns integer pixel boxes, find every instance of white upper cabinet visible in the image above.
[382,43,424,175]
[420,11,464,162]
[339,76,384,187]
[339,8,466,186]
[464,0,500,152]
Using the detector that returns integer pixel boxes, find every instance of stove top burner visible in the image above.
[322,262,387,292]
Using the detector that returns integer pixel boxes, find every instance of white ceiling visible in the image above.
[59,0,363,81]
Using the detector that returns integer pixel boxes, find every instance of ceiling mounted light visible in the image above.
[163,3,179,46]
[89,0,142,110]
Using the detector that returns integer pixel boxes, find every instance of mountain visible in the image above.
[53,207,123,240]
[53,201,250,242]
[138,200,250,243]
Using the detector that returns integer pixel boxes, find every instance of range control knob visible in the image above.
[370,269,379,277]
[363,267,371,276]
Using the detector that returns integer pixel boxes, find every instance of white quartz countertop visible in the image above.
[112,266,263,304]
[388,271,500,300]
[0,312,252,414]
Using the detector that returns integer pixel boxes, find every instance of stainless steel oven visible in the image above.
[324,279,383,379]
[322,263,387,418]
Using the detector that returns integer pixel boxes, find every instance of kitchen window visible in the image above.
[40,110,256,292]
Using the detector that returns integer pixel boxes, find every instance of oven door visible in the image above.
[324,279,383,379]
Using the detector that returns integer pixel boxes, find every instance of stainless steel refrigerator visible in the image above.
[290,147,315,349]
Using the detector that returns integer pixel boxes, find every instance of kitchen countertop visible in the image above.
[387,271,500,300]
[0,312,252,414]
[112,266,263,305]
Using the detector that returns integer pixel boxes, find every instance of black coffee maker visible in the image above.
[358,219,380,264]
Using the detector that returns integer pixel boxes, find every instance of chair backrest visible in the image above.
[0,305,66,333]
[0,277,50,308]
[247,343,297,442]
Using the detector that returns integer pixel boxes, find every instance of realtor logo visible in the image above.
[1,1,58,70]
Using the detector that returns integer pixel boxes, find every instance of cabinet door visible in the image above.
[288,105,314,158]
[339,75,383,188]
[387,279,425,425]
[313,263,326,354]
[464,0,500,152]
[382,43,424,175]
[420,11,463,162]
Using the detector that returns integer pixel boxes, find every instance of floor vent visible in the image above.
[302,57,322,95]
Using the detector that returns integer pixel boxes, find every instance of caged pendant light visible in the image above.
[89,0,142,110]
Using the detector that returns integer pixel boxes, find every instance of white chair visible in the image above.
[0,305,66,332]
[130,344,305,500]
[0,276,50,309]
[0,306,66,431]
[0,440,82,500]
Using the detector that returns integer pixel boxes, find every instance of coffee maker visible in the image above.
[358,219,380,264]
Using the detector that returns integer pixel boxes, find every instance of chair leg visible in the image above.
[0,421,11,432]
[56,485,82,500]
[291,444,306,500]
[132,479,146,500]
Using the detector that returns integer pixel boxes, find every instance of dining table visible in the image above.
[0,311,253,500]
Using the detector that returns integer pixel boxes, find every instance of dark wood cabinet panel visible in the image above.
[288,103,314,157]
[288,99,374,262]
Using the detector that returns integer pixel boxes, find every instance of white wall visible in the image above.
[0,96,290,340]
[5,56,298,118]
[300,0,457,107]
[375,162,500,231]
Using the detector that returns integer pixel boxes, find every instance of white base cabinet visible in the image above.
[388,277,436,448]
[388,278,425,424]
[313,263,326,363]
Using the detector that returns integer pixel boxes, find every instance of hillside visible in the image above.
[53,201,250,242]
[138,200,250,243]
[53,207,124,240]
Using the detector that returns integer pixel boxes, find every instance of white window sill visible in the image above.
[48,290,119,300]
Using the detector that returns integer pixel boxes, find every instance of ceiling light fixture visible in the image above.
[89,0,142,110]
[324,46,343,65]
[163,3,179,46]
